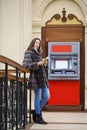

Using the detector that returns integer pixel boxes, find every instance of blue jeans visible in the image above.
[34,86,50,114]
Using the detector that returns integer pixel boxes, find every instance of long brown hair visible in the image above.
[26,38,41,51]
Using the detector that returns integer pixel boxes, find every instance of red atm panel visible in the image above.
[48,42,80,106]
[48,80,80,105]
[52,45,72,52]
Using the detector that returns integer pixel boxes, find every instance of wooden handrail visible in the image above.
[0,55,30,73]
[0,55,31,129]
[0,72,28,82]
[0,69,16,73]
[0,69,28,73]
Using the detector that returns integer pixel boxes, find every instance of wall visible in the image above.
[0,0,20,62]
[0,0,32,63]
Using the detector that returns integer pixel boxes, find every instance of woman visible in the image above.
[22,38,50,124]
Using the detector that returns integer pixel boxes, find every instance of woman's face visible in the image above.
[33,39,40,50]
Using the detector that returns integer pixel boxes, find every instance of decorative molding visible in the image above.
[46,8,83,26]
[19,0,32,62]
[32,0,87,28]
[37,0,87,19]
[74,0,87,15]
[32,19,41,27]
[85,27,87,33]
[32,27,41,33]
[37,0,52,18]
[85,75,87,86]
[33,0,87,27]
[62,8,67,22]
[45,14,61,25]
[85,17,87,27]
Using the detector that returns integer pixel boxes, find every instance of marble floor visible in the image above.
[24,89,87,130]
[25,111,87,130]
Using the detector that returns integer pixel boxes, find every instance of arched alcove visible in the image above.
[41,8,85,111]
[32,0,87,42]
[32,0,87,26]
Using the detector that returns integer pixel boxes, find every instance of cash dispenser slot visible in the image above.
[52,69,76,74]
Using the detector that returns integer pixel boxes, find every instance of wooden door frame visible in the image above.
[41,13,85,111]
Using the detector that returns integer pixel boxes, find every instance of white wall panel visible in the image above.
[0,0,20,62]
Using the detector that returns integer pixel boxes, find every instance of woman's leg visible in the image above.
[40,86,50,110]
[33,87,50,124]
[34,89,41,114]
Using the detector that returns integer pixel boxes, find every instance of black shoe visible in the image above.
[36,114,47,124]
[31,110,36,122]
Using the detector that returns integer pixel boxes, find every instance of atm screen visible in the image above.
[55,60,68,69]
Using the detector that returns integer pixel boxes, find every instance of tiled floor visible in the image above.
[25,111,87,130]
[25,89,87,130]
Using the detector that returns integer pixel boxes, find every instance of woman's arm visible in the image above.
[23,52,39,70]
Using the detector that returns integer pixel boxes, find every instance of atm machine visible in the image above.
[48,42,80,106]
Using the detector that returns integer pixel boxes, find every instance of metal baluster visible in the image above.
[16,68,18,130]
[29,89,31,123]
[23,72,26,128]
[4,63,8,130]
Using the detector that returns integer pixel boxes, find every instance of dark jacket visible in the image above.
[23,49,49,89]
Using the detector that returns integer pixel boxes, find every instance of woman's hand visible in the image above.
[42,58,47,64]
[37,58,47,66]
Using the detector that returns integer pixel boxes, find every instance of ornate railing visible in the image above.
[0,55,31,130]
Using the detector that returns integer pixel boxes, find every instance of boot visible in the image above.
[31,110,36,122]
[36,114,47,124]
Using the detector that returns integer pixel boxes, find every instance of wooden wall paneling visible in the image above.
[41,25,85,111]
